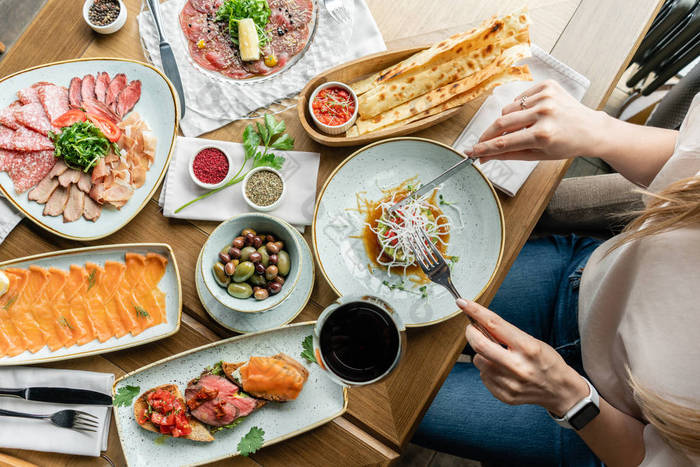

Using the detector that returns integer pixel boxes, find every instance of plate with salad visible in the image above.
[0,58,178,240]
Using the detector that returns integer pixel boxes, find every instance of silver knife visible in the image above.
[146,0,186,118]
[389,157,475,213]
[0,387,113,406]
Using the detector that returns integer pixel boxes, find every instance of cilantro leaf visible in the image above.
[253,152,285,170]
[242,124,261,159]
[300,335,317,364]
[264,113,286,138]
[238,426,265,456]
[270,133,294,150]
[256,121,269,146]
[114,385,140,407]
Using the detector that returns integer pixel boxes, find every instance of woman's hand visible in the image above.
[467,80,607,163]
[457,298,589,416]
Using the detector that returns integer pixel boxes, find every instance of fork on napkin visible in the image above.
[0,367,113,457]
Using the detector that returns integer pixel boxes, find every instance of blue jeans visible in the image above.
[413,235,604,467]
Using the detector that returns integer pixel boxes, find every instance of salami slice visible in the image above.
[0,149,17,171]
[10,127,54,152]
[69,77,83,108]
[0,126,15,150]
[189,0,222,14]
[37,84,70,123]
[17,86,41,105]
[8,150,56,194]
[13,103,53,136]
[0,107,20,130]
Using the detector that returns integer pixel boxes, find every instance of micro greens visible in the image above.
[2,295,16,310]
[135,305,150,318]
[216,0,271,47]
[206,361,225,376]
[48,121,118,173]
[210,416,246,434]
[438,194,453,206]
[87,269,97,291]
[175,114,292,213]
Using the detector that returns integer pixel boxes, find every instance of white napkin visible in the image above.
[159,136,320,226]
[0,366,113,457]
[0,195,23,246]
[138,0,386,137]
[453,45,590,196]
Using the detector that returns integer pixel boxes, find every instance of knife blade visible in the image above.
[389,156,475,213]
[146,0,186,118]
[0,387,113,406]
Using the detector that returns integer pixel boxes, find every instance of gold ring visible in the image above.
[520,95,528,110]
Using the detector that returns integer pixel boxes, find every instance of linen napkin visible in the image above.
[453,45,590,196]
[160,136,320,226]
[0,366,113,457]
[0,195,23,246]
[138,0,386,137]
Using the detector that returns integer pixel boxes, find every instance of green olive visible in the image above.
[240,246,257,262]
[277,250,290,276]
[227,282,253,299]
[212,262,230,287]
[233,261,255,282]
[249,274,267,286]
[256,247,270,267]
[220,245,232,256]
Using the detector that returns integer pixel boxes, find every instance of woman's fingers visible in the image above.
[477,150,543,163]
[466,324,510,367]
[478,108,539,143]
[471,128,539,158]
[458,299,528,348]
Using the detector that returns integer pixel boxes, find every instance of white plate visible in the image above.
[0,243,182,365]
[0,58,179,240]
[195,223,314,333]
[113,322,347,466]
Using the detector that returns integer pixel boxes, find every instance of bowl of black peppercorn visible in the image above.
[83,0,127,34]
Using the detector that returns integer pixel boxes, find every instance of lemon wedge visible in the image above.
[0,271,8,297]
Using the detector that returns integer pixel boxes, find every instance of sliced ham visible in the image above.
[47,159,68,179]
[63,184,85,222]
[69,77,82,108]
[0,126,14,150]
[43,185,68,216]
[8,150,56,194]
[83,196,101,221]
[0,107,20,130]
[105,74,127,108]
[28,176,59,203]
[58,168,81,187]
[95,72,110,103]
[9,127,54,152]
[77,171,92,193]
[81,74,96,102]
[102,182,133,209]
[89,182,105,204]
[115,80,141,118]
[82,97,120,124]
[13,103,52,136]
[37,84,70,123]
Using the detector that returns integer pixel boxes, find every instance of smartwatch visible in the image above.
[548,377,600,430]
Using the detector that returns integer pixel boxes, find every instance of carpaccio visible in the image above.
[179,0,313,79]
[0,72,151,223]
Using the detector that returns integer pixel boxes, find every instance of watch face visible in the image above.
[570,402,600,430]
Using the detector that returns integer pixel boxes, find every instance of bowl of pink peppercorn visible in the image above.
[189,146,233,190]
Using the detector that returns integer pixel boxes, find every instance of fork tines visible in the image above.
[72,410,99,432]
[406,228,444,273]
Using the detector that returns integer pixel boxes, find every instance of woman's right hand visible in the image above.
[467,80,608,163]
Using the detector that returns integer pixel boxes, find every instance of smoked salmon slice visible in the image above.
[104,260,139,335]
[0,272,28,357]
[24,266,62,350]
[143,253,168,324]
[84,263,116,343]
[46,267,76,350]
[123,253,157,335]
[65,265,97,346]
[3,269,45,353]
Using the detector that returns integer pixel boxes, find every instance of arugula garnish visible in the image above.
[87,269,97,291]
[206,361,225,376]
[135,306,150,318]
[300,335,317,364]
[114,385,140,407]
[49,121,119,173]
[58,316,73,330]
[211,416,246,434]
[175,114,292,213]
[237,426,265,456]
[216,0,272,47]
[2,294,17,310]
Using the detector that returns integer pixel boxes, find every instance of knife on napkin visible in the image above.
[0,387,112,406]
[145,0,186,118]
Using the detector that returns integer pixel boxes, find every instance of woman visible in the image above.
[413,80,700,466]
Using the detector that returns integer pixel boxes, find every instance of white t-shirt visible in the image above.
[579,94,700,466]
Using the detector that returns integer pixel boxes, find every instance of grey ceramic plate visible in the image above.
[196,224,314,333]
[0,58,178,240]
[312,138,505,327]
[0,244,182,365]
[113,322,346,466]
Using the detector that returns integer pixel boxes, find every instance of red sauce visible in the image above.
[193,148,229,184]
[312,86,356,126]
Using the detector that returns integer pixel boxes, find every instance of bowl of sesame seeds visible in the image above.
[83,0,127,34]
[242,167,286,212]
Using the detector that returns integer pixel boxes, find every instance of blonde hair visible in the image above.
[612,177,700,457]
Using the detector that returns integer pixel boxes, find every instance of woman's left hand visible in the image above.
[457,298,589,416]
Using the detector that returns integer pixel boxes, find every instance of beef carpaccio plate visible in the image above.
[179,0,315,80]
[0,58,178,240]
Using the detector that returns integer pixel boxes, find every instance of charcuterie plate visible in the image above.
[0,58,178,241]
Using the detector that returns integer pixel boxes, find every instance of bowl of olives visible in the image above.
[200,213,302,313]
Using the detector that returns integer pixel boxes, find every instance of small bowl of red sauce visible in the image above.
[189,146,232,189]
[309,82,358,135]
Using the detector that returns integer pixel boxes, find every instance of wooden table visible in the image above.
[0,0,661,465]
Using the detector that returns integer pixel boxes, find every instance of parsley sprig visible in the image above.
[114,385,140,407]
[175,114,293,213]
[300,335,317,364]
[238,426,265,456]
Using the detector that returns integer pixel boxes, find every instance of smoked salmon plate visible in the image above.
[0,58,178,241]
[0,243,181,365]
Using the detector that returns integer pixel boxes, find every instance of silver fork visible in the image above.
[0,408,99,432]
[406,228,498,343]
[323,0,351,23]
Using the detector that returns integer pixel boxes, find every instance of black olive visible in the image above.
[277,27,285,36]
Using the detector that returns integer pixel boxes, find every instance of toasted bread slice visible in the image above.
[134,384,214,442]
[222,353,309,402]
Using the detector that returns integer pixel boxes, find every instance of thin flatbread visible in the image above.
[354,44,530,134]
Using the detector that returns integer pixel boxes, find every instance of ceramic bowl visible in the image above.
[241,167,287,212]
[83,0,127,34]
[200,213,302,313]
[308,81,358,135]
[188,145,234,190]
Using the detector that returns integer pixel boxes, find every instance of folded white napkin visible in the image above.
[0,367,113,457]
[138,0,386,137]
[0,195,23,246]
[159,136,320,226]
[453,45,590,196]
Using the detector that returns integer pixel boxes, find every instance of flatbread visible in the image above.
[354,44,530,134]
[355,65,532,135]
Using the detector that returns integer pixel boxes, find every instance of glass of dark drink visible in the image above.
[313,295,405,386]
